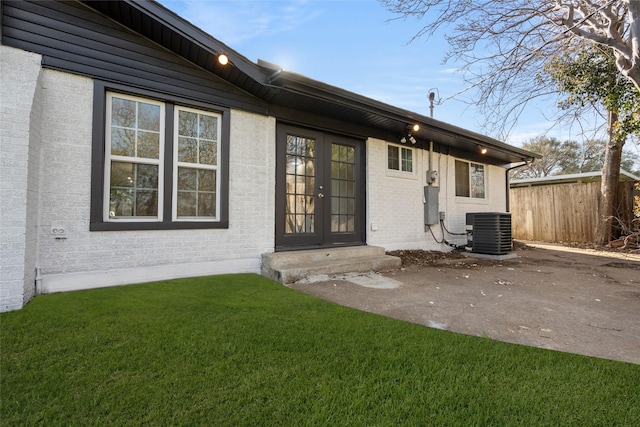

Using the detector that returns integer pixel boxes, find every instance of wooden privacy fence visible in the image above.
[509,181,637,243]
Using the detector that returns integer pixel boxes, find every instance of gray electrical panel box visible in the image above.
[424,186,439,225]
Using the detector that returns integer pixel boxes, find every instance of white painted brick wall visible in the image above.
[366,138,507,251]
[1,46,512,307]
[0,46,43,312]
[20,68,276,295]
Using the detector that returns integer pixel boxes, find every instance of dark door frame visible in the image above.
[275,123,366,251]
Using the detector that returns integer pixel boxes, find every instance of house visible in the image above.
[510,170,640,243]
[0,0,537,312]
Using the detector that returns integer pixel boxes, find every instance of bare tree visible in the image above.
[382,1,639,133]
[383,0,640,243]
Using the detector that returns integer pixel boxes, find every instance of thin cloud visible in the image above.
[161,0,321,46]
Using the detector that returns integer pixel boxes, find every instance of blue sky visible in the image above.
[155,0,587,148]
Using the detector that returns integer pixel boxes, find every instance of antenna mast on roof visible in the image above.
[427,88,442,118]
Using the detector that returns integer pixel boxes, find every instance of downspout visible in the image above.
[505,160,531,211]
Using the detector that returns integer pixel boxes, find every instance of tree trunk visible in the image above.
[627,0,640,92]
[595,110,624,244]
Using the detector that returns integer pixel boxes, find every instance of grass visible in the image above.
[1,274,639,426]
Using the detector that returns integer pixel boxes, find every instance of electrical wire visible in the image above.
[440,219,468,236]
[440,219,468,250]
[427,224,444,244]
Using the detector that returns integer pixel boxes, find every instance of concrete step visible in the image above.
[261,246,401,284]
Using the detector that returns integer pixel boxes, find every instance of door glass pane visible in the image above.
[285,135,316,234]
[330,143,356,233]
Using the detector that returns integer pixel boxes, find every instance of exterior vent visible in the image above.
[465,212,512,255]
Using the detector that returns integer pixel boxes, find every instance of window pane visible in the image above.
[401,148,413,172]
[135,190,158,216]
[138,102,160,132]
[111,128,135,157]
[177,191,196,216]
[331,197,339,214]
[176,167,217,218]
[178,167,197,191]
[110,96,161,160]
[179,111,198,138]
[137,164,159,190]
[110,162,134,188]
[198,169,216,191]
[346,181,354,198]
[471,163,485,198]
[388,145,399,170]
[111,97,136,128]
[331,161,340,179]
[199,115,217,140]
[330,143,356,234]
[137,131,160,159]
[109,162,158,217]
[178,137,198,163]
[199,140,217,165]
[455,160,470,197]
[109,189,133,217]
[198,192,216,216]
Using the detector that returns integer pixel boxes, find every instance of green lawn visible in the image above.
[1,274,638,426]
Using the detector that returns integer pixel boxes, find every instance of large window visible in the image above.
[91,85,229,230]
[455,160,485,198]
[174,107,220,220]
[387,144,413,173]
[105,93,164,220]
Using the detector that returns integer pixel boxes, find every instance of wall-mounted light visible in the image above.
[400,133,417,144]
[217,53,229,66]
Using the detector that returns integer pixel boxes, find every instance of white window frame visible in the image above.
[172,106,222,221]
[455,159,486,199]
[104,92,165,222]
[386,143,415,175]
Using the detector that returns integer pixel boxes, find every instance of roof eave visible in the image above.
[270,70,539,164]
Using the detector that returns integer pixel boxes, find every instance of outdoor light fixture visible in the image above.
[480,147,488,154]
[217,53,229,65]
[401,133,417,144]
[410,124,420,132]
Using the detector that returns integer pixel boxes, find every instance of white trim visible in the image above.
[455,158,487,199]
[104,92,164,221]
[39,259,261,294]
[172,105,222,221]
[386,143,417,178]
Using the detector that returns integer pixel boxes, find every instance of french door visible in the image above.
[275,125,365,250]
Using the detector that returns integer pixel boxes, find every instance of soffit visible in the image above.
[81,0,538,166]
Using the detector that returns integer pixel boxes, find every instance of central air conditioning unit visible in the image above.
[465,212,512,255]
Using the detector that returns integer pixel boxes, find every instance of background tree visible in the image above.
[511,137,639,179]
[510,137,579,179]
